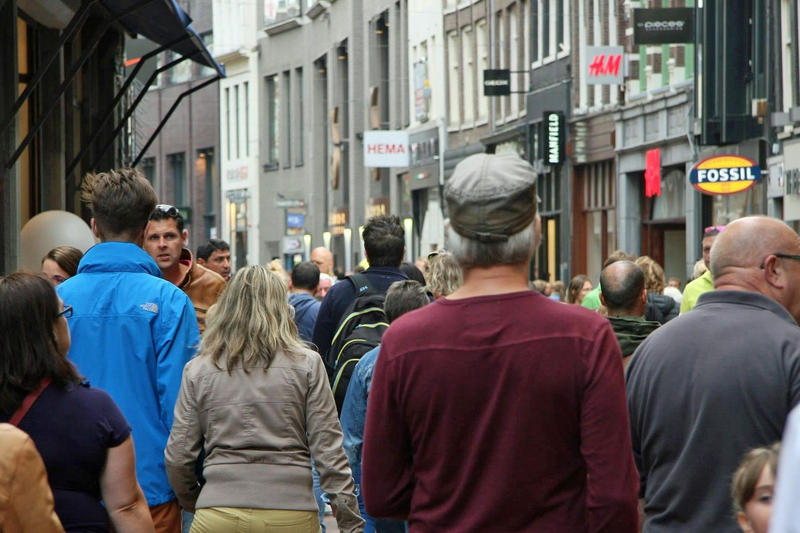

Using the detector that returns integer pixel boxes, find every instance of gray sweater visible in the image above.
[165,348,364,533]
[627,290,800,533]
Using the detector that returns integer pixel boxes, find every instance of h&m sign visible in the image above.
[542,112,565,166]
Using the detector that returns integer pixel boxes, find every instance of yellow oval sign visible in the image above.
[689,155,761,195]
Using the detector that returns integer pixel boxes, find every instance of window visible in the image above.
[509,6,519,116]
[234,84,240,159]
[266,75,279,166]
[197,148,215,237]
[447,31,460,127]
[295,68,304,165]
[283,70,291,168]
[533,0,569,65]
[225,88,231,160]
[167,153,186,206]
[462,26,474,124]
[168,51,192,84]
[264,0,302,26]
[476,20,489,121]
[244,81,250,157]
[199,32,216,77]
[140,157,156,185]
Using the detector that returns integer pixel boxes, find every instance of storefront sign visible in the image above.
[633,8,694,45]
[483,69,511,96]
[586,46,625,85]
[286,212,304,229]
[281,236,303,254]
[689,155,762,195]
[368,197,390,218]
[364,131,410,168]
[330,207,349,235]
[542,111,565,166]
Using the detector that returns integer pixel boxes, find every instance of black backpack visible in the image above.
[326,273,389,414]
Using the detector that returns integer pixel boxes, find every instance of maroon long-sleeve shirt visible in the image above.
[362,290,638,532]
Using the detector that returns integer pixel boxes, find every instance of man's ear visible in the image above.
[196,257,206,266]
[90,218,101,239]
[641,288,648,305]
[762,254,786,290]
[599,292,606,307]
[181,229,189,245]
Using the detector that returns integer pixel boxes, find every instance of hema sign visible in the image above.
[633,8,694,45]
[364,131,410,167]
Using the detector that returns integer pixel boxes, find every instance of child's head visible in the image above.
[731,443,780,533]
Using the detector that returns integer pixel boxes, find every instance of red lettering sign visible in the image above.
[366,143,407,154]
[588,53,622,77]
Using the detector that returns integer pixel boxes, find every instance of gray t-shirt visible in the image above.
[626,290,800,533]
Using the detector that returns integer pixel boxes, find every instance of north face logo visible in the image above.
[140,302,158,313]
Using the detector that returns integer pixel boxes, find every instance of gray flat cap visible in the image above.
[445,153,538,242]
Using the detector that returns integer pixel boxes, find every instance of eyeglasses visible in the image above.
[58,305,73,319]
[759,253,800,269]
[154,204,179,217]
[704,225,726,234]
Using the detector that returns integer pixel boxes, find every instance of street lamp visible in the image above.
[323,231,331,250]
[403,218,413,263]
[343,227,353,273]
[303,234,312,261]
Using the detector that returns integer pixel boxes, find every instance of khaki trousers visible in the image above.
[190,507,321,533]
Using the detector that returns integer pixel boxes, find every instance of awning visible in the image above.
[106,0,225,77]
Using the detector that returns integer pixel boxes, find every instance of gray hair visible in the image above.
[446,220,536,269]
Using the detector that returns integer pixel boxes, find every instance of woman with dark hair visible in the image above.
[165,265,363,532]
[566,274,593,305]
[41,246,83,286]
[0,272,153,533]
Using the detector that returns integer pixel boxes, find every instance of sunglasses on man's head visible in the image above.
[704,225,726,234]
[154,204,179,217]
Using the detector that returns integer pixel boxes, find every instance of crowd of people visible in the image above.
[4,155,800,533]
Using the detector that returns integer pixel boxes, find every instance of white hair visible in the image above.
[446,219,538,269]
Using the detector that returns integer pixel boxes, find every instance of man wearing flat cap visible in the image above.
[362,153,638,532]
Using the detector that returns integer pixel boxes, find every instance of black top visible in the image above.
[1,382,130,532]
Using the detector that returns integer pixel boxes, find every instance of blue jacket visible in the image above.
[289,292,321,343]
[57,242,200,506]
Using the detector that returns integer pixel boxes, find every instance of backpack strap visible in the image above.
[347,273,378,297]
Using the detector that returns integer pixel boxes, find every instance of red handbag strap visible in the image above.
[9,377,51,426]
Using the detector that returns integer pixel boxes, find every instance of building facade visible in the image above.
[137,0,220,251]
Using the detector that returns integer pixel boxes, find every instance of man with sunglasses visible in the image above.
[144,205,226,333]
[627,216,800,532]
[680,225,725,313]
[57,168,200,532]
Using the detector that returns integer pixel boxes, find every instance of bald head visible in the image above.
[600,260,647,316]
[711,217,800,279]
[711,216,800,321]
[310,247,334,276]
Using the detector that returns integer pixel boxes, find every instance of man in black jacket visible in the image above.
[311,215,407,359]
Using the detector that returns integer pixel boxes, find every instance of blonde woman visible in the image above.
[635,255,679,323]
[165,266,364,533]
[425,251,463,299]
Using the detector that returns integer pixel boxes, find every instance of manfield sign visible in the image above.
[542,111,565,166]
[689,155,762,195]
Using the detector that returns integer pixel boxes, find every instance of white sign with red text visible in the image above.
[364,131,410,168]
[586,46,625,85]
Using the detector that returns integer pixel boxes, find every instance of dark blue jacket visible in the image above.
[289,292,321,343]
[311,266,407,357]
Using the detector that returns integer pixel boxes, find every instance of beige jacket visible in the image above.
[0,424,63,532]
[165,348,363,533]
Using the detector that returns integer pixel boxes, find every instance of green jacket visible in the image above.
[606,315,660,357]
[680,270,714,314]
[581,285,602,310]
